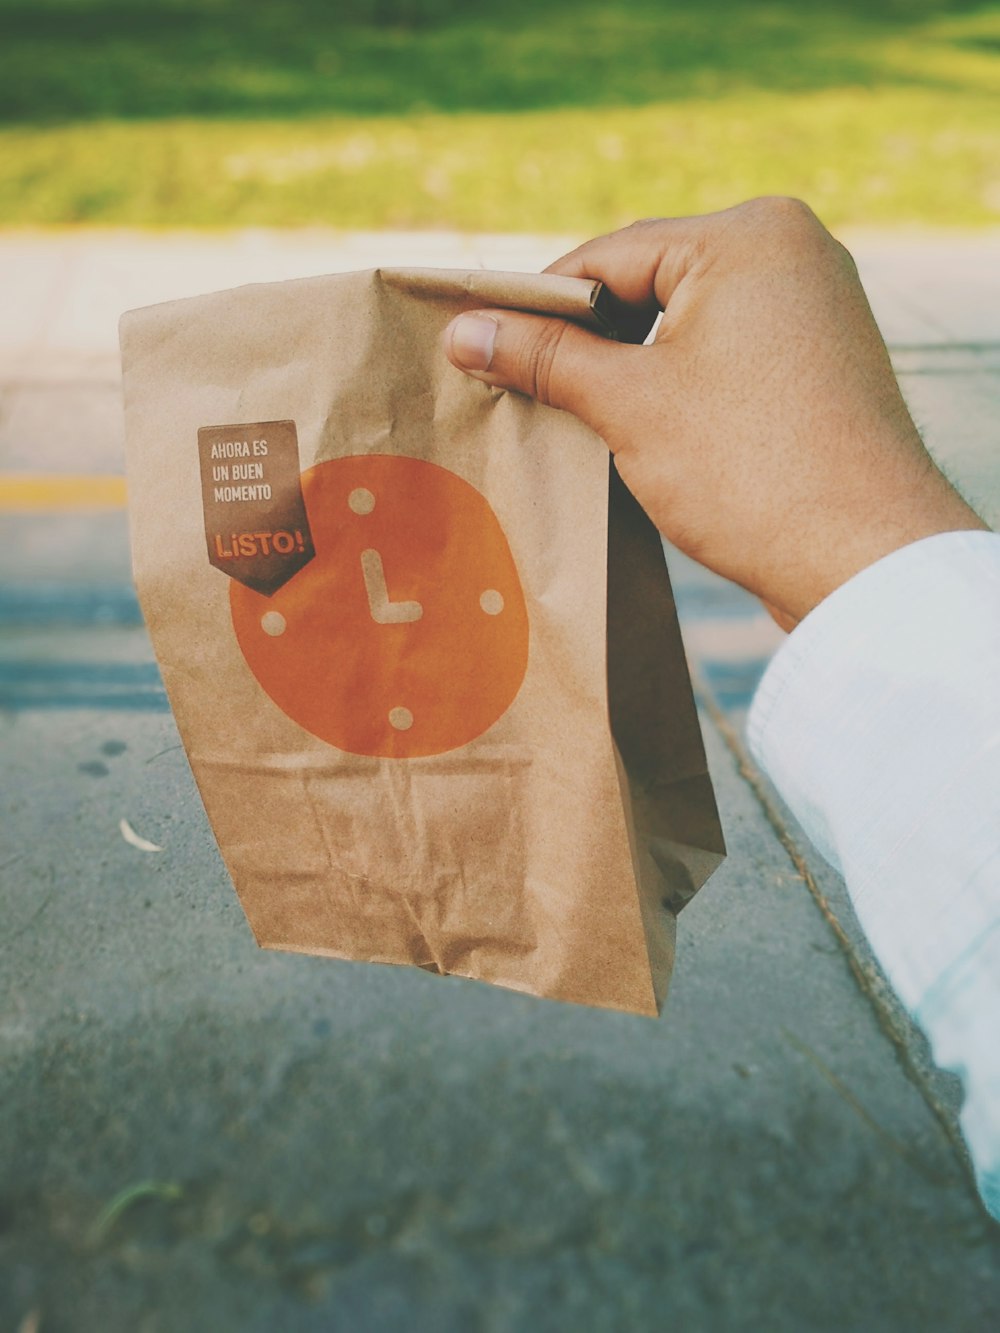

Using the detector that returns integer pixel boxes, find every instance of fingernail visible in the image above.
[448,313,498,372]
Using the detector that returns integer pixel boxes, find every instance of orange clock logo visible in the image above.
[230,454,530,758]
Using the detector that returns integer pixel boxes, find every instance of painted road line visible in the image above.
[0,580,768,630]
[699,657,771,712]
[0,474,127,511]
[0,584,144,628]
[0,655,768,712]
[0,581,773,709]
[0,660,168,712]
[0,656,768,712]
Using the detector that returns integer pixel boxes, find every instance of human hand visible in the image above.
[443,197,988,631]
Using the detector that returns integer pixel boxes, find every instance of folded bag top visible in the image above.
[119,266,724,1016]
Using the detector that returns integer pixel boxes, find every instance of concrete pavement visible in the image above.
[1,229,999,1332]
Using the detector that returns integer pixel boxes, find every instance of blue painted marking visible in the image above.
[6,693,172,712]
[699,657,770,710]
[0,579,768,712]
[1,656,768,714]
[1,580,762,629]
[0,584,144,628]
[673,585,761,619]
[0,661,168,712]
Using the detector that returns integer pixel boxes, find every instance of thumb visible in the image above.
[443,308,633,431]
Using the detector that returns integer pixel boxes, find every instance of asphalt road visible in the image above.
[1,230,999,1332]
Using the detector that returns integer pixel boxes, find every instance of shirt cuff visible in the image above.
[745,529,1000,1013]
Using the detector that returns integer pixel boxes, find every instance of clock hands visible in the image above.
[360,548,423,625]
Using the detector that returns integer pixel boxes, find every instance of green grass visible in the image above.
[1,0,998,229]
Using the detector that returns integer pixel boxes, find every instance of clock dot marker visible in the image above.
[349,487,376,515]
[389,706,414,731]
[260,611,287,637]
[480,589,504,616]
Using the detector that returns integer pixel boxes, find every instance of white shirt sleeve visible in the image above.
[745,530,1000,1220]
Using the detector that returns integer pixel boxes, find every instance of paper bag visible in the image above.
[120,266,725,1016]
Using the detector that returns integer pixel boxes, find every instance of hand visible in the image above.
[443,197,988,630]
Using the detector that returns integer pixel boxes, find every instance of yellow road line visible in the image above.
[0,474,127,511]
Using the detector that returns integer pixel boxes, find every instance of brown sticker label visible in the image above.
[198,420,315,595]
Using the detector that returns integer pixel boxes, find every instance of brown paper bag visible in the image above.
[120,267,725,1016]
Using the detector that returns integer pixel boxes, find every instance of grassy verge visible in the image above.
[0,1,998,229]
[2,90,998,231]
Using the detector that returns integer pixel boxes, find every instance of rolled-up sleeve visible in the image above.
[746,530,1000,1220]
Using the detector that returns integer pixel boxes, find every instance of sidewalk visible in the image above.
[1,230,998,1332]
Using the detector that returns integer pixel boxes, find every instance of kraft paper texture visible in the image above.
[120,266,725,1015]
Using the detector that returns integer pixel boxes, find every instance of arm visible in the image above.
[747,528,1000,1220]
[442,197,998,1218]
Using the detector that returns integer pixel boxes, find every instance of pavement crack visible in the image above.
[3,883,55,950]
[781,1027,952,1187]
